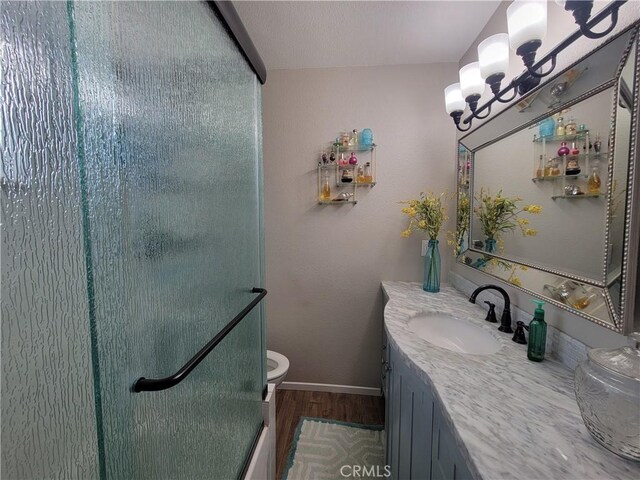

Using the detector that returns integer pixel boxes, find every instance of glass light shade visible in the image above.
[555,0,566,7]
[478,33,510,79]
[459,62,485,99]
[507,0,547,51]
[444,83,466,114]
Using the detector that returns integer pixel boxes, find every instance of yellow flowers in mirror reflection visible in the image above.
[474,188,542,244]
[447,192,470,257]
[400,192,447,240]
[482,258,529,288]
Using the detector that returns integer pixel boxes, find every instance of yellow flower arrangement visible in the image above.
[447,192,470,257]
[400,192,447,240]
[474,188,542,242]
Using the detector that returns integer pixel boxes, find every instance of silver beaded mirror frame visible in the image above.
[456,23,639,334]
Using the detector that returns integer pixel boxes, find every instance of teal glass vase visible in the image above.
[423,239,441,293]
[485,237,496,253]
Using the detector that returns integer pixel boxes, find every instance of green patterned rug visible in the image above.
[282,417,385,480]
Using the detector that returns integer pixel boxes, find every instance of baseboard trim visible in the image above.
[278,381,381,397]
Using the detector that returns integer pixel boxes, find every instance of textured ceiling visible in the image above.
[234,1,503,70]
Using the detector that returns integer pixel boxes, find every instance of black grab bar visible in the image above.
[132,287,267,393]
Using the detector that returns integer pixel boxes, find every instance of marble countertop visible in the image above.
[382,281,640,480]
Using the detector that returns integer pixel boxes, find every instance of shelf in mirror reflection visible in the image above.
[531,173,589,182]
[551,193,602,200]
[549,152,608,162]
[532,131,589,143]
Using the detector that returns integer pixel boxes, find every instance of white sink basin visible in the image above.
[407,313,501,355]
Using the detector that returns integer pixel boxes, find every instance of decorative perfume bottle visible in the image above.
[571,142,580,155]
[321,171,331,200]
[361,128,373,146]
[588,166,601,193]
[349,152,358,165]
[551,158,561,176]
[356,165,365,183]
[565,117,577,136]
[573,293,596,310]
[539,117,555,138]
[350,129,359,146]
[364,162,373,182]
[536,155,544,178]
[556,117,565,136]
[593,134,602,154]
[566,156,581,175]
[557,142,570,156]
[341,168,353,183]
[544,158,553,177]
[338,153,348,166]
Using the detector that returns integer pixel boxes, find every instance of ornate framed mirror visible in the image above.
[456,23,639,333]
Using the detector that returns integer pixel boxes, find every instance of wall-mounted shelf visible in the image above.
[333,143,376,152]
[318,199,358,205]
[317,141,377,205]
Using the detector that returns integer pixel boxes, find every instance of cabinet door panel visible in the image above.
[398,371,414,479]
[411,384,433,480]
[390,347,401,479]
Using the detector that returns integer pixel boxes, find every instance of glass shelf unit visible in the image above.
[317,143,377,205]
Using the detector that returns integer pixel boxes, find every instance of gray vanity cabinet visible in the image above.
[384,338,472,480]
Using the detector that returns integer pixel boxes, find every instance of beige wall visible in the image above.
[263,63,458,387]
[454,1,640,348]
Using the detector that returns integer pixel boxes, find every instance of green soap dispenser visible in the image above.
[528,300,547,362]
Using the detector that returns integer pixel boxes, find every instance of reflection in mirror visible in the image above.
[471,88,613,281]
[460,250,615,325]
[456,26,639,332]
[607,40,636,314]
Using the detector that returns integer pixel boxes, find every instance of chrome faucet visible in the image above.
[469,284,513,333]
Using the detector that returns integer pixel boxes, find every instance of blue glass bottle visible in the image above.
[423,239,441,293]
[539,117,555,138]
[361,128,373,147]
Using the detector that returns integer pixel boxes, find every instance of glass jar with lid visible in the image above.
[574,332,640,461]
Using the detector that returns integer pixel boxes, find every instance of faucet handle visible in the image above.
[484,301,498,323]
[512,321,528,344]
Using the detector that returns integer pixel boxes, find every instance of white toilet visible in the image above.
[266,350,289,387]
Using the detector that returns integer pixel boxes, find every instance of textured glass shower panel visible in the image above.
[71,2,263,478]
[1,1,99,478]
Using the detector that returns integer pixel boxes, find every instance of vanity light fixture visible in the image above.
[459,62,488,116]
[507,0,548,73]
[444,83,469,131]
[478,33,512,99]
[445,0,626,131]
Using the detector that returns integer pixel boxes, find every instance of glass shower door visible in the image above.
[70,2,265,478]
